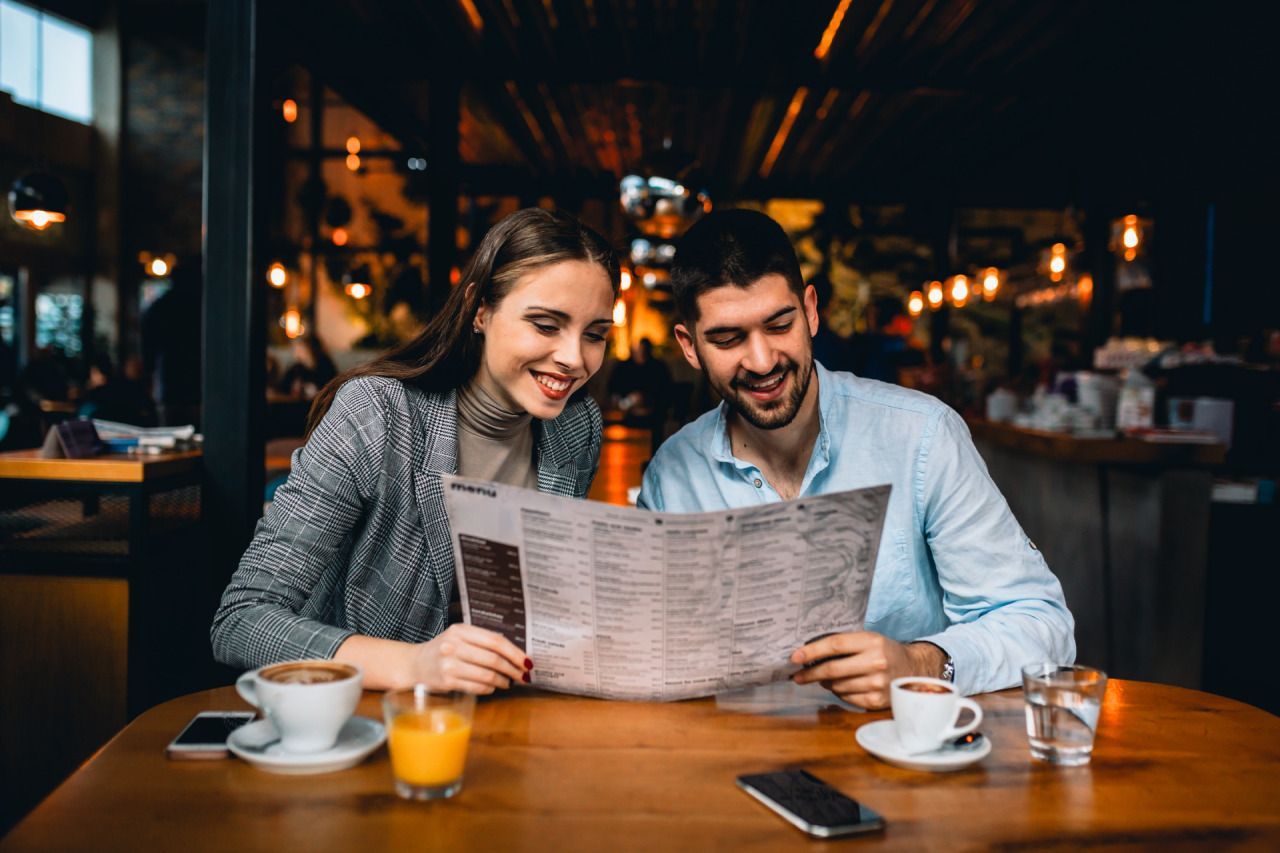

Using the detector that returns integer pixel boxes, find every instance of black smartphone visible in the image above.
[166,711,256,760]
[737,770,886,838]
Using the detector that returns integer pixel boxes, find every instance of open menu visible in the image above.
[443,476,890,701]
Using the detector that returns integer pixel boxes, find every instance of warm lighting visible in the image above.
[1077,273,1094,302]
[450,267,462,286]
[149,258,169,277]
[982,267,1000,301]
[759,88,809,178]
[457,0,484,33]
[346,136,361,155]
[1121,214,1141,262]
[345,282,371,299]
[9,171,70,230]
[346,153,361,171]
[949,275,970,307]
[332,227,349,246]
[814,0,853,61]
[926,280,944,309]
[907,291,924,317]
[281,309,305,339]
[1049,242,1067,281]
[282,99,298,123]
[613,299,626,326]
[267,263,288,288]
[620,269,632,291]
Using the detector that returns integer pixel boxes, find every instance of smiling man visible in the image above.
[637,209,1075,708]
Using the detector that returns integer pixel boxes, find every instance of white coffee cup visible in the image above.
[890,676,983,754]
[236,660,363,753]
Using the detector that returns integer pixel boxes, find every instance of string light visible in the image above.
[346,153,361,171]
[1121,214,1141,262]
[1049,242,1067,281]
[149,258,169,277]
[332,227,349,246]
[949,275,970,307]
[282,99,298,123]
[281,309,305,339]
[613,299,626,326]
[1077,273,1094,303]
[907,290,924,317]
[926,280,944,309]
[267,263,287,288]
[346,136,361,155]
[345,282,371,299]
[619,269,632,291]
[982,267,1000,301]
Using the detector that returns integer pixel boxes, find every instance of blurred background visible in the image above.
[1,0,1277,833]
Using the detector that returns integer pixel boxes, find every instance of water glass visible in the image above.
[1021,663,1108,766]
[383,686,476,800]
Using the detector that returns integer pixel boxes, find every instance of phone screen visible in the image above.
[172,714,254,746]
[738,770,884,836]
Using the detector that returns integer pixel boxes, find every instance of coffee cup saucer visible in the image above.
[855,719,991,772]
[228,717,386,775]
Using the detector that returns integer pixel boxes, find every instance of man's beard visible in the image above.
[705,353,814,430]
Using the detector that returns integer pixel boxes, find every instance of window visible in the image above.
[35,290,82,356]
[0,0,92,124]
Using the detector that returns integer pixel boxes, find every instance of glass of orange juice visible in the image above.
[382,686,476,800]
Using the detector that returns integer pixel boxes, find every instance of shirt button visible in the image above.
[753,478,763,488]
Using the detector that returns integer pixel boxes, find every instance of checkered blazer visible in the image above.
[210,375,602,669]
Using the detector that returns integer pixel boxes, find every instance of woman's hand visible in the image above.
[406,624,531,694]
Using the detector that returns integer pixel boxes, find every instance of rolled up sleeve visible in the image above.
[914,408,1076,695]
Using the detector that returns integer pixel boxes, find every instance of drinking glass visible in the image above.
[383,686,476,800]
[1021,664,1108,766]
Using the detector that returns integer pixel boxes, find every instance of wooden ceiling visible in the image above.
[282,0,1273,205]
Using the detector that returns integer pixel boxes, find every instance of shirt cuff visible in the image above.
[915,629,983,696]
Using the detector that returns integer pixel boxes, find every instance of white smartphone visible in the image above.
[737,770,886,838]
[165,711,256,760]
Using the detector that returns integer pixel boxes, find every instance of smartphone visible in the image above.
[166,711,257,760]
[737,770,886,838]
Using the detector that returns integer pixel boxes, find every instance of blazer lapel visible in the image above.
[535,417,578,496]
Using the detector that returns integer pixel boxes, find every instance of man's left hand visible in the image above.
[789,632,945,710]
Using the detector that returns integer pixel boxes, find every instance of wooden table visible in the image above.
[0,449,206,829]
[3,680,1278,850]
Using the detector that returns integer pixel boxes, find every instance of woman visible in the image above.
[212,209,619,694]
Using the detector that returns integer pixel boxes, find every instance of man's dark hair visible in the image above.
[671,208,806,324]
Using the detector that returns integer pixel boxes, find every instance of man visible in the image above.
[637,209,1074,709]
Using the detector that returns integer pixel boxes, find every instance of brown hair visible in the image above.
[670,208,805,325]
[306,208,619,437]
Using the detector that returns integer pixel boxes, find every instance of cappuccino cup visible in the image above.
[890,676,983,755]
[236,660,362,753]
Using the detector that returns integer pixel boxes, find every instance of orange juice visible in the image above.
[388,708,472,786]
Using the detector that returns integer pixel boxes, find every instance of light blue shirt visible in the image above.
[638,362,1076,695]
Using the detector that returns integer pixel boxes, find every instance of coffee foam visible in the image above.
[261,662,357,685]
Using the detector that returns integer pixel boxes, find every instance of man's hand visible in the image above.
[789,632,946,710]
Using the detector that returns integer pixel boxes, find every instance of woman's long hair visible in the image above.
[305,208,620,437]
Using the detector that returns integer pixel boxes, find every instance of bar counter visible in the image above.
[967,419,1223,690]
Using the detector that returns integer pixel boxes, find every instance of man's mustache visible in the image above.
[731,363,794,389]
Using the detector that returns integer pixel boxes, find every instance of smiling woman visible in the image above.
[211,208,620,694]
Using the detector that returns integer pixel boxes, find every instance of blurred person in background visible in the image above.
[141,262,202,427]
[278,335,338,399]
[609,337,673,453]
[78,353,157,426]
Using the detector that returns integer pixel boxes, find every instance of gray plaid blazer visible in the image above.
[210,376,602,669]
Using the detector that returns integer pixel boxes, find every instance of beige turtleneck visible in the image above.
[455,381,539,491]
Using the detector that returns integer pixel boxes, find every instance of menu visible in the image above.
[443,476,891,701]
